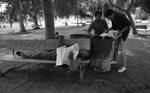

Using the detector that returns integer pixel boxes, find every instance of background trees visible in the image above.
[23,0,42,30]
[0,0,150,37]
[54,0,77,25]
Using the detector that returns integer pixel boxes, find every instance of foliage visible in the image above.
[135,7,148,20]
[0,12,5,21]
[22,0,42,17]
[143,0,150,13]
[54,0,77,18]
[76,0,103,19]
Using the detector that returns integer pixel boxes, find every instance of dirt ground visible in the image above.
[0,25,150,93]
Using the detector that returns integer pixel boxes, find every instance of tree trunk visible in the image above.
[76,15,79,26]
[126,11,137,35]
[102,2,105,19]
[19,1,26,33]
[65,18,68,25]
[41,0,55,39]
[33,13,40,30]
[9,14,13,28]
[18,13,26,32]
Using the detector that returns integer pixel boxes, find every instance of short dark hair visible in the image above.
[95,11,102,16]
[104,9,115,17]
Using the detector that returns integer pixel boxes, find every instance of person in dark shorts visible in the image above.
[105,9,131,73]
[87,11,108,36]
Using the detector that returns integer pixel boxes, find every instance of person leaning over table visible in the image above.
[87,11,108,37]
[104,9,131,73]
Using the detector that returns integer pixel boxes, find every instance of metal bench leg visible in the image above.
[79,64,85,80]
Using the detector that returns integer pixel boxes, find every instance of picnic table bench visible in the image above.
[71,22,86,26]
[135,25,148,31]
[0,39,91,80]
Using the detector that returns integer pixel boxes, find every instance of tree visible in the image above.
[108,0,138,35]
[76,0,103,21]
[54,0,78,25]
[22,0,42,30]
[1,0,26,32]
[40,0,55,39]
[4,4,14,27]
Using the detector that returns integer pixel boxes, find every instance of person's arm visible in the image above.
[118,14,131,35]
[104,27,113,33]
[104,20,115,33]
[87,21,94,36]
[118,26,129,35]
[104,20,109,31]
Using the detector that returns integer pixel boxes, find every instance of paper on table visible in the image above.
[100,30,119,39]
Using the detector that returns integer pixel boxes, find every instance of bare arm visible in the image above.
[104,27,113,33]
[87,22,94,36]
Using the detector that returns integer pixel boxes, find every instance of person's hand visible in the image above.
[117,30,122,35]
[115,31,122,39]
[104,30,108,33]
[79,51,89,59]
[68,51,74,60]
[87,32,93,37]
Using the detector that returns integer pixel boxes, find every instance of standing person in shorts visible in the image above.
[104,9,131,73]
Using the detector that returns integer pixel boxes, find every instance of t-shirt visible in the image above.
[88,19,108,36]
[111,13,131,41]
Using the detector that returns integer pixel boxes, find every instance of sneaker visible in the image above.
[111,61,117,64]
[118,67,126,73]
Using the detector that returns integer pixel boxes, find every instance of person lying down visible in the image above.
[16,35,90,71]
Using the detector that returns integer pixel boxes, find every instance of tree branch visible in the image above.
[127,0,135,11]
[23,11,34,17]
[108,0,126,12]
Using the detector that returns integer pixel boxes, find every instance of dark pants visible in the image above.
[22,50,56,60]
[22,50,89,60]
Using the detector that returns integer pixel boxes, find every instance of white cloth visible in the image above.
[100,30,119,39]
[56,43,79,66]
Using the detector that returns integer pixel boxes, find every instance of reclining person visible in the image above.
[16,35,90,71]
[16,49,89,61]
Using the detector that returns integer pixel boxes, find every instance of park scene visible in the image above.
[0,0,150,93]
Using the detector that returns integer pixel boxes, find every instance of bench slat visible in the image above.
[6,39,91,50]
[65,39,90,50]
[135,25,147,29]
[0,55,90,64]
[6,39,59,50]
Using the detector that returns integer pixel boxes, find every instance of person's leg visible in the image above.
[118,39,127,72]
[16,51,43,59]
[112,37,121,62]
[16,50,56,60]
[41,50,56,60]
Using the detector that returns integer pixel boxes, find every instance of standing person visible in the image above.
[104,9,131,73]
[87,11,108,37]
